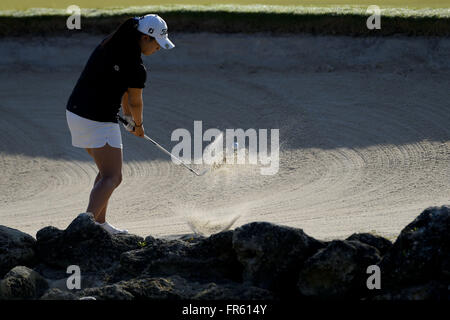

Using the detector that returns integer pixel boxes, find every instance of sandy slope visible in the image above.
[0,33,449,240]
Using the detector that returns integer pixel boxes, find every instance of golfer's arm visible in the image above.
[121,92,132,116]
[127,88,144,126]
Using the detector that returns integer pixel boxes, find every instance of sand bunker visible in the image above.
[0,33,449,240]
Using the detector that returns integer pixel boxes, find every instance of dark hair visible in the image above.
[101,17,152,53]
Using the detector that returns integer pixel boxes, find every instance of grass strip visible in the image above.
[0,5,449,37]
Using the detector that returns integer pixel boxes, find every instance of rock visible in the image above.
[0,266,48,300]
[379,206,450,288]
[113,276,186,299]
[346,233,392,256]
[35,213,144,273]
[116,231,242,284]
[78,284,134,300]
[0,226,36,277]
[371,281,449,300]
[35,226,63,243]
[32,263,75,280]
[42,271,106,292]
[40,288,77,300]
[232,222,325,295]
[159,233,206,244]
[78,275,274,300]
[297,240,381,299]
[176,233,206,244]
[192,281,274,300]
[117,237,189,280]
[184,231,243,282]
[144,234,156,243]
[0,205,448,300]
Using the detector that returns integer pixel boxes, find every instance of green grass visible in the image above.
[0,4,449,37]
[137,241,147,248]
[1,1,449,11]
[1,5,449,18]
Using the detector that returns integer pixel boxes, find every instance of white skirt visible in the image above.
[66,110,123,149]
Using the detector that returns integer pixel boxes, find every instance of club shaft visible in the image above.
[142,135,200,175]
[118,115,202,176]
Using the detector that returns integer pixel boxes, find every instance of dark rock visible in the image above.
[346,233,392,256]
[117,237,189,280]
[371,281,449,300]
[0,266,48,299]
[232,222,325,295]
[192,281,274,300]
[79,275,274,300]
[36,226,63,243]
[35,213,144,273]
[32,263,74,281]
[0,226,36,277]
[297,240,381,299]
[185,231,243,282]
[42,271,106,292]
[379,206,450,288]
[64,213,100,239]
[116,231,242,284]
[159,233,206,244]
[32,262,107,293]
[178,233,206,243]
[1,205,448,300]
[78,284,134,300]
[116,276,186,300]
[40,288,77,300]
[143,234,156,243]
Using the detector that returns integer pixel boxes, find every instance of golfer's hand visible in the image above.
[122,114,135,132]
[132,125,145,137]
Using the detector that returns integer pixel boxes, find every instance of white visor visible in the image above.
[155,36,175,50]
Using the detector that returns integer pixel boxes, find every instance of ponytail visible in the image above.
[101,17,142,51]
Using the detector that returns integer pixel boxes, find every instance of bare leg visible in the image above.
[96,199,109,224]
[85,151,109,222]
[91,172,108,223]
[84,143,122,222]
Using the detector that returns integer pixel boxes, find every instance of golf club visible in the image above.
[118,115,209,177]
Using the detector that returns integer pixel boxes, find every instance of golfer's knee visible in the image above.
[103,173,122,189]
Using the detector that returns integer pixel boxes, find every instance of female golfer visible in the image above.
[66,14,174,234]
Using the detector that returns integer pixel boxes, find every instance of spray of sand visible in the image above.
[177,131,258,236]
[173,202,250,236]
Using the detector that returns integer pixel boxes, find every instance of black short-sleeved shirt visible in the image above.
[66,41,146,123]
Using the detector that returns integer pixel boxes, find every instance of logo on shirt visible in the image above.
[113,65,120,71]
